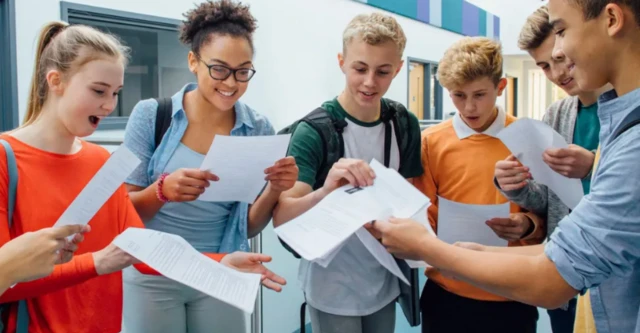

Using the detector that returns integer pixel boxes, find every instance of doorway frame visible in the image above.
[406,57,443,120]
[0,0,19,130]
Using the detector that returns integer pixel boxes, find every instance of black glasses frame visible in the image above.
[197,56,256,82]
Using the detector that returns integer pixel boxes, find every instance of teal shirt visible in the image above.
[572,102,600,194]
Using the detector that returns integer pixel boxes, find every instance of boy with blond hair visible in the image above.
[415,36,545,333]
[372,1,640,332]
[273,12,423,333]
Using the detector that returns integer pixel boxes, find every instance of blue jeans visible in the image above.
[547,298,578,333]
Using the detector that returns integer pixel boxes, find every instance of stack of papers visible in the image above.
[274,159,431,284]
[496,118,584,209]
[197,134,291,203]
[113,228,262,314]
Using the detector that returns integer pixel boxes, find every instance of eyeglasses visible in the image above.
[197,56,256,82]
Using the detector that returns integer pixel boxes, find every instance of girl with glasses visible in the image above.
[121,1,297,332]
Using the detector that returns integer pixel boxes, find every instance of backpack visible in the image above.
[0,140,29,333]
[276,98,421,327]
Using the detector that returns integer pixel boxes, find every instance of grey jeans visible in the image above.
[121,266,248,333]
[307,301,396,333]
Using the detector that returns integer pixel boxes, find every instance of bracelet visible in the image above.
[156,172,171,203]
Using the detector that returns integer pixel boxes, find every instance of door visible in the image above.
[408,62,424,120]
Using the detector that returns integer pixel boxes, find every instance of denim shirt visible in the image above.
[545,88,640,333]
[123,83,275,253]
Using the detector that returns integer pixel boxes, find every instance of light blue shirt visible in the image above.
[123,83,275,253]
[145,143,233,252]
[545,88,640,333]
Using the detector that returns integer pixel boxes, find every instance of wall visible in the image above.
[15,0,465,132]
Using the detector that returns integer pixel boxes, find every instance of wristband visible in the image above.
[156,172,171,203]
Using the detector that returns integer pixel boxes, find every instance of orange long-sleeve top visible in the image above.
[0,135,144,333]
[415,113,546,302]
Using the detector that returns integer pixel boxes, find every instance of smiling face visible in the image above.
[548,0,616,91]
[450,77,506,132]
[339,38,403,110]
[529,34,581,96]
[50,57,124,137]
[188,35,254,112]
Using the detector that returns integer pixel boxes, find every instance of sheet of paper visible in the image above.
[496,118,584,209]
[355,228,409,285]
[275,184,387,261]
[54,145,140,232]
[113,228,261,313]
[437,197,510,247]
[198,134,291,203]
[404,203,435,269]
[276,159,430,265]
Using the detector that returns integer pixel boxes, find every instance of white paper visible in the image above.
[198,134,291,203]
[405,203,435,269]
[274,159,430,265]
[355,228,409,285]
[437,197,510,247]
[113,228,261,313]
[496,118,584,209]
[54,145,140,232]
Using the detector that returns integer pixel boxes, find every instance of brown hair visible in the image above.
[342,12,407,56]
[24,21,129,125]
[180,0,258,55]
[437,37,503,90]
[518,6,553,51]
[569,0,640,26]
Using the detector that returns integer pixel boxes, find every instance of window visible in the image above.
[61,2,192,129]
[0,0,19,131]
[407,58,443,121]
[527,69,547,120]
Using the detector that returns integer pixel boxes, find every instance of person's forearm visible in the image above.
[0,273,13,296]
[483,243,545,256]
[419,237,576,308]
[128,182,164,223]
[247,184,282,238]
[273,189,328,227]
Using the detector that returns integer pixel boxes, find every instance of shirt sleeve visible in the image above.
[287,122,324,187]
[545,126,640,292]
[399,112,424,179]
[123,99,158,188]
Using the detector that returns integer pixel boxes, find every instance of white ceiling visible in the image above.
[467,0,549,55]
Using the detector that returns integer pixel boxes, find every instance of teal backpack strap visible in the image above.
[0,139,29,333]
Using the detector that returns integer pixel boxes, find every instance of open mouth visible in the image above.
[560,77,574,86]
[89,115,101,127]
[216,88,236,98]
[360,91,377,98]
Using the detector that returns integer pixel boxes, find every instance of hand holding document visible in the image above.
[437,196,510,247]
[198,134,291,203]
[496,118,584,209]
[404,204,436,269]
[113,228,262,313]
[274,159,430,265]
[54,146,140,235]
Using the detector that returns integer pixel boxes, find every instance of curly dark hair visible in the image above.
[179,0,257,55]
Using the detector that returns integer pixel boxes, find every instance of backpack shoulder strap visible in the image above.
[300,107,347,189]
[154,97,173,150]
[0,139,18,227]
[613,104,640,140]
[382,99,412,170]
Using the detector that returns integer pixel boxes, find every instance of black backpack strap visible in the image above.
[154,97,173,150]
[380,101,395,168]
[613,105,640,141]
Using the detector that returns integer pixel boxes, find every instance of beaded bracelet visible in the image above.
[156,172,170,203]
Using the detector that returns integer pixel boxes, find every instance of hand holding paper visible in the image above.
[496,118,584,209]
[113,228,262,313]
